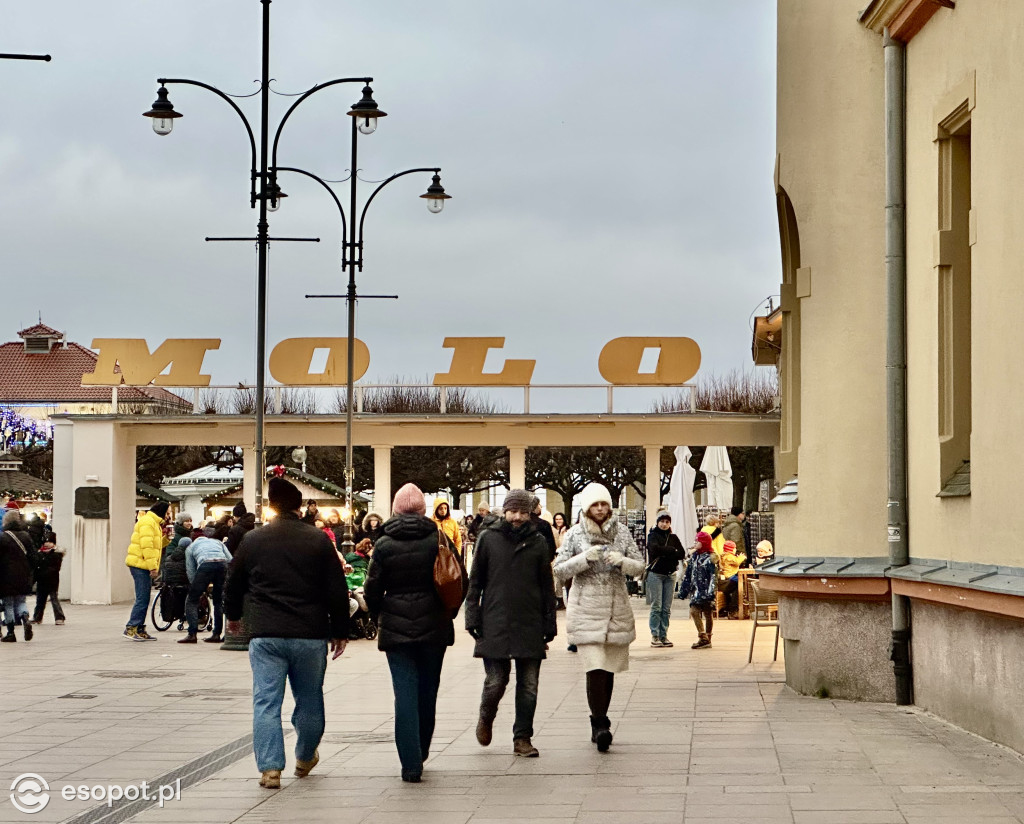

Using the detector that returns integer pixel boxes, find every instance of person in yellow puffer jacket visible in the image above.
[699,515,725,559]
[717,540,747,616]
[431,498,462,553]
[124,502,171,641]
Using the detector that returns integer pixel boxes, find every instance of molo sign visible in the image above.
[81,336,701,387]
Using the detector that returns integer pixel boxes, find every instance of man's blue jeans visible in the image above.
[185,561,226,636]
[249,637,328,772]
[647,571,675,639]
[480,658,541,740]
[385,643,447,777]
[127,566,152,628]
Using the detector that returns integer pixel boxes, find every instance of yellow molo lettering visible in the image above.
[82,339,220,387]
[268,337,370,385]
[433,337,536,386]
[598,337,701,385]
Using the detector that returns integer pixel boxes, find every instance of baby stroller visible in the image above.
[151,582,212,633]
[348,588,377,640]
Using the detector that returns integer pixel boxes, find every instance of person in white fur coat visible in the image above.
[553,482,645,751]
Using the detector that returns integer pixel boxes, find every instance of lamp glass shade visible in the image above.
[357,116,377,135]
[267,196,281,212]
[152,117,174,136]
[426,197,445,214]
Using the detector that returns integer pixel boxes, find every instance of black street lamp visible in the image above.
[143,0,393,525]
[289,154,451,554]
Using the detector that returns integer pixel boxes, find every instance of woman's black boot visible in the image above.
[590,715,612,752]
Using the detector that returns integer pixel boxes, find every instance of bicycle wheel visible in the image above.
[197,593,212,632]
[364,616,378,641]
[150,589,172,632]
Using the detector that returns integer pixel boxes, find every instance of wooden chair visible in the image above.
[714,590,726,618]
[747,581,780,663]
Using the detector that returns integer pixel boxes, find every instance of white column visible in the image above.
[65,419,135,604]
[242,447,258,517]
[51,420,75,601]
[644,444,662,531]
[373,446,392,516]
[509,446,526,490]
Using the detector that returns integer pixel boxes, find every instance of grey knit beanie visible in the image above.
[502,489,534,513]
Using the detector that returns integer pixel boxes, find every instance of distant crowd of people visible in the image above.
[0,508,65,641]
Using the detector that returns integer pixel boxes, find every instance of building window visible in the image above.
[936,107,971,491]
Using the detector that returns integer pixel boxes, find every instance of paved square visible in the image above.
[1,602,1022,824]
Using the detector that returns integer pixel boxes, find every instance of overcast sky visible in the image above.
[2,1,777,413]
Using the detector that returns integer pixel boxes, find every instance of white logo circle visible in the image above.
[10,774,50,814]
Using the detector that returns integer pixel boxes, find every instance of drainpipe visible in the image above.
[884,27,913,706]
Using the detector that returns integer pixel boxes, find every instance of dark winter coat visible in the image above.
[363,514,459,651]
[360,512,386,546]
[0,529,35,596]
[223,512,350,640]
[646,526,685,575]
[465,519,557,659]
[721,515,746,556]
[34,545,64,591]
[26,516,46,550]
[679,549,718,607]
[531,513,557,561]
[160,524,191,586]
[225,512,256,554]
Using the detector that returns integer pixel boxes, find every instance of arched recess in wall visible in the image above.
[776,185,801,482]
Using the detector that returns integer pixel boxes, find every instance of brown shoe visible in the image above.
[259,770,281,789]
[294,750,319,777]
[177,634,198,644]
[513,738,539,757]
[476,717,493,747]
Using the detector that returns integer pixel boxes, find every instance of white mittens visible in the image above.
[584,547,603,563]
[604,550,624,568]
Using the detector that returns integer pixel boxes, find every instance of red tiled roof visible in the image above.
[0,340,189,406]
[17,323,62,339]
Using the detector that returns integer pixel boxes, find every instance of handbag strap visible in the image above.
[6,531,29,556]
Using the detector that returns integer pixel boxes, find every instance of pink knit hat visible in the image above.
[392,483,426,516]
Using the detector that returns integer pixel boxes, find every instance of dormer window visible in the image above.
[24,336,52,354]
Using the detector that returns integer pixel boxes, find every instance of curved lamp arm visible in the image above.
[159,77,259,206]
[274,166,348,265]
[357,167,440,267]
[271,77,371,169]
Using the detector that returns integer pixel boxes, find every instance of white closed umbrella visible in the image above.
[667,446,699,549]
[699,446,734,510]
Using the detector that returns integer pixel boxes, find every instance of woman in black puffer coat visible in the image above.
[364,483,465,784]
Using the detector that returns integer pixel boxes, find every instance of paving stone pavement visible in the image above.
[1,601,1023,824]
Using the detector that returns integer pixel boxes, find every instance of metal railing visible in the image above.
[107,382,699,416]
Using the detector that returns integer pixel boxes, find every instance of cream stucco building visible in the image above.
[760,0,1024,752]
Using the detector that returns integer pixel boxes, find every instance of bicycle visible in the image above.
[151,583,212,633]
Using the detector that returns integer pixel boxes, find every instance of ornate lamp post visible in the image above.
[142,0,387,524]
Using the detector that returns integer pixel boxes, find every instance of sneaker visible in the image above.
[475,717,493,747]
[401,771,422,783]
[651,638,665,647]
[55,620,65,626]
[513,738,539,758]
[22,619,32,642]
[1,630,15,643]
[203,635,222,644]
[294,750,319,778]
[31,618,43,624]
[691,637,707,649]
[136,628,157,641]
[259,770,281,789]
[660,637,674,648]
[178,634,198,644]
[123,627,146,642]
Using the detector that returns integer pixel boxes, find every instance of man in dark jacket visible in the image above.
[225,503,256,555]
[224,477,350,790]
[646,512,685,647]
[0,510,36,641]
[530,497,557,561]
[465,488,557,758]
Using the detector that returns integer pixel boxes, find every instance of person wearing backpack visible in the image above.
[364,483,464,783]
[0,510,36,642]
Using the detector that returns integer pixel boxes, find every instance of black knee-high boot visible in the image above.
[586,670,614,751]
